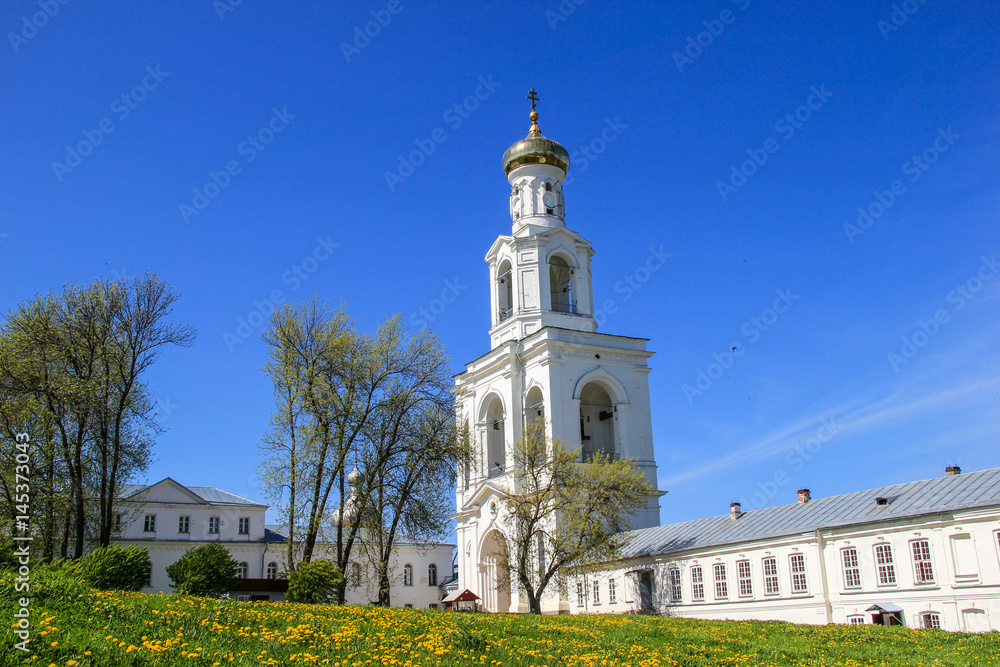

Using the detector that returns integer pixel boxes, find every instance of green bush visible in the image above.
[80,544,151,591]
[286,559,343,604]
[165,543,238,597]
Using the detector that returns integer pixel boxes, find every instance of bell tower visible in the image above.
[488,92,597,348]
[454,91,662,614]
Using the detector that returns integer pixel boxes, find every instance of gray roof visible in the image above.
[120,479,267,507]
[625,467,1000,559]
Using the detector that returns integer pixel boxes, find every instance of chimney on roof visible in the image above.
[797,489,811,504]
[730,502,742,519]
[945,465,961,476]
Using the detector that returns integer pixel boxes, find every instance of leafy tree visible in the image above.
[165,543,238,597]
[500,419,653,614]
[80,544,151,591]
[258,300,464,603]
[0,274,194,560]
[286,559,344,604]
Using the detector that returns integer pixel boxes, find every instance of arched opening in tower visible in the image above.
[497,260,513,322]
[484,396,506,478]
[579,383,615,462]
[524,386,544,428]
[549,255,575,314]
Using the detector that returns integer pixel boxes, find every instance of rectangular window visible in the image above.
[691,566,704,601]
[737,560,753,598]
[842,548,861,589]
[668,567,682,603]
[143,514,156,532]
[592,580,600,605]
[848,615,865,625]
[208,516,220,534]
[874,544,896,585]
[922,613,941,629]
[713,563,728,600]
[238,517,250,535]
[790,554,807,593]
[576,581,585,607]
[762,557,779,595]
[178,515,190,533]
[112,513,122,532]
[911,539,934,583]
[608,578,617,604]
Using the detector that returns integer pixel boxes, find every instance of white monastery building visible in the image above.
[453,92,1000,631]
[113,477,455,607]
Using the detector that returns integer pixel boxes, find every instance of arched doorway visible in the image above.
[479,529,511,613]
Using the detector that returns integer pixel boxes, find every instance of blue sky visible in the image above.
[2,1,998,527]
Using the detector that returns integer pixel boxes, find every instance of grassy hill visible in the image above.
[3,567,998,666]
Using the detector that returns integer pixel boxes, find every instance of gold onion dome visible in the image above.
[502,91,570,176]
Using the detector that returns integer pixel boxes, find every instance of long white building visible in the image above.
[113,477,455,607]
[569,465,1000,632]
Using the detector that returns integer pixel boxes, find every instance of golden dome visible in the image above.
[502,109,570,176]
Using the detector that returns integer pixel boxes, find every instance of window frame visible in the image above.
[428,563,438,587]
[874,543,896,586]
[911,539,934,584]
[737,560,753,598]
[762,556,779,596]
[848,615,866,625]
[576,581,585,607]
[266,562,278,580]
[143,514,156,533]
[608,577,617,604]
[921,612,941,629]
[668,567,682,603]
[592,580,601,605]
[789,553,808,594]
[236,561,248,579]
[403,563,413,587]
[841,547,861,589]
[238,517,250,535]
[178,515,190,534]
[690,565,705,602]
[208,516,220,534]
[713,563,728,600]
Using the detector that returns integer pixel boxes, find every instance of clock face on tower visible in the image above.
[543,191,557,208]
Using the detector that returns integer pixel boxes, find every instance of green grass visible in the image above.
[2,567,998,666]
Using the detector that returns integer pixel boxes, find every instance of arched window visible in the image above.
[579,382,615,461]
[237,562,248,579]
[497,260,513,322]
[525,386,544,427]
[266,562,277,579]
[484,395,506,478]
[428,563,438,586]
[549,255,574,313]
[403,563,413,586]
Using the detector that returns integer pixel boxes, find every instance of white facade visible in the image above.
[454,107,662,613]
[569,468,1000,632]
[113,478,455,608]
